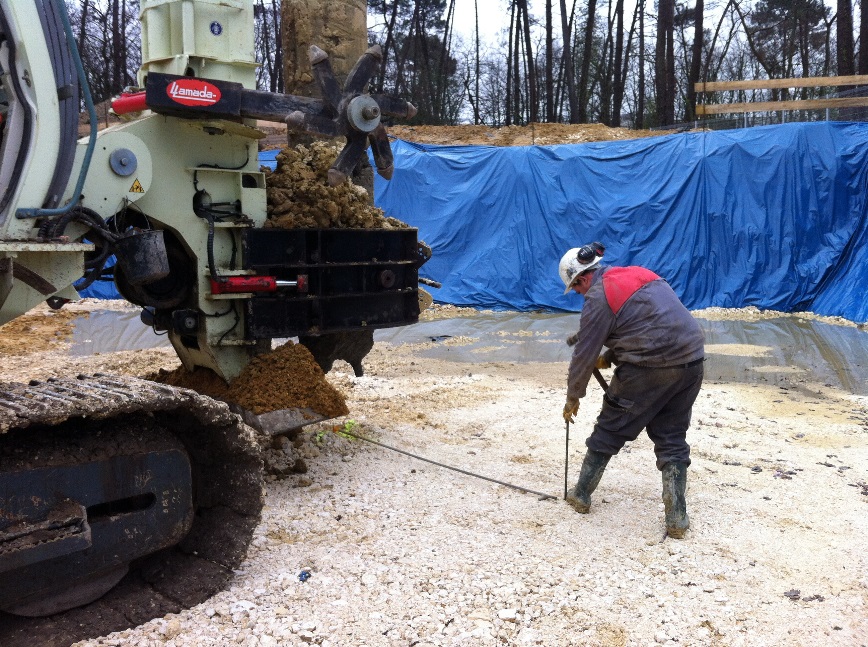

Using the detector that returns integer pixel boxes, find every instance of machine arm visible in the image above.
[122,45,415,188]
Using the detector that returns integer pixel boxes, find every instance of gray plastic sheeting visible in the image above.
[71,310,172,355]
[68,310,868,396]
[374,313,868,396]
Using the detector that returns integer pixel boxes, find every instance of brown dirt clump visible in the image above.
[153,363,232,400]
[152,340,348,418]
[0,310,80,355]
[264,141,407,229]
[388,122,673,147]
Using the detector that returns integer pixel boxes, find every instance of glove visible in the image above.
[566,332,580,346]
[595,347,615,369]
[563,397,579,424]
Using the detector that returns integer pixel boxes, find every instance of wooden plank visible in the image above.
[695,96,868,115]
[695,75,868,93]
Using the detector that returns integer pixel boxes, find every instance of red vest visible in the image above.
[602,267,660,314]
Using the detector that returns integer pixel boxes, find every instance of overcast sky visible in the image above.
[451,0,580,48]
[451,0,509,45]
[448,0,640,49]
[448,0,840,49]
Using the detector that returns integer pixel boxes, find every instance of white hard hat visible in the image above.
[559,243,604,294]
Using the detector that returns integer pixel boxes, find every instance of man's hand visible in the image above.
[595,347,615,369]
[566,332,580,346]
[563,397,579,423]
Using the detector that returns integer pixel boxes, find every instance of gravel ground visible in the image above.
[1,303,866,646]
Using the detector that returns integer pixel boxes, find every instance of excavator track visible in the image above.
[0,375,264,647]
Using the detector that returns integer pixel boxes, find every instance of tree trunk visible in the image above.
[612,0,625,126]
[111,0,122,95]
[665,2,675,124]
[860,0,868,73]
[518,0,538,123]
[475,0,481,123]
[506,2,515,125]
[578,0,598,122]
[637,0,644,128]
[514,7,522,121]
[655,0,675,125]
[685,0,704,121]
[560,0,580,123]
[271,0,283,93]
[376,1,401,93]
[437,0,456,122]
[615,0,638,126]
[77,0,90,62]
[546,0,554,121]
[837,0,855,76]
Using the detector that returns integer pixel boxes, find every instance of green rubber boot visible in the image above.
[565,450,611,513]
[661,462,690,538]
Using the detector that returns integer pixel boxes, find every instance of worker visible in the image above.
[559,242,705,538]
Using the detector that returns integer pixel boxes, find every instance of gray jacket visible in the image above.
[567,266,705,400]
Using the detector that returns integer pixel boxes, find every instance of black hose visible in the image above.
[202,212,218,280]
[41,206,119,244]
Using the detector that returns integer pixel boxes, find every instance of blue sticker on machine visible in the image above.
[210,21,223,36]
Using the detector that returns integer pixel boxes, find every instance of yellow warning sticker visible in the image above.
[129,178,145,193]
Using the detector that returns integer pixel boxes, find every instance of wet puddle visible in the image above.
[70,309,868,395]
[375,313,868,396]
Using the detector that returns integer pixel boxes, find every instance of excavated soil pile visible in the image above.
[264,141,407,229]
[387,122,672,146]
[0,310,79,355]
[152,340,348,417]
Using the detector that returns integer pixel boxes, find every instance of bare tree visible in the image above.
[637,0,645,128]
[685,0,705,120]
[506,2,515,124]
[474,0,481,123]
[837,0,855,75]
[545,0,555,121]
[255,0,283,93]
[560,0,580,122]
[578,0,599,121]
[516,0,539,123]
[656,0,676,125]
[371,1,402,92]
[76,0,90,59]
[860,0,868,73]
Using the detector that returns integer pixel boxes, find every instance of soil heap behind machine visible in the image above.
[0,0,420,636]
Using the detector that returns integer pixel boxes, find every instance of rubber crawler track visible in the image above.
[0,375,264,647]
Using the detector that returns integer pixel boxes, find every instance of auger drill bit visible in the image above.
[299,44,416,186]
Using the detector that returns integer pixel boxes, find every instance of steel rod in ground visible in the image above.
[564,420,570,500]
[342,430,556,501]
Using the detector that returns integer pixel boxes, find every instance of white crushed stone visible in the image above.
[70,330,868,647]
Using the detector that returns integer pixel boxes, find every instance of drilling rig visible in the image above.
[0,0,420,632]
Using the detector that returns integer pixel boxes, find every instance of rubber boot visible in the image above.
[661,462,689,538]
[565,450,611,513]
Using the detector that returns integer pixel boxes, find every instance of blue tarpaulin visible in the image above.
[373,122,868,322]
[260,148,280,171]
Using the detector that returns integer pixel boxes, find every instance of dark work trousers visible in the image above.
[586,361,704,469]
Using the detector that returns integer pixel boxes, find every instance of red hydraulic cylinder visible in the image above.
[210,276,307,294]
[111,91,148,115]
